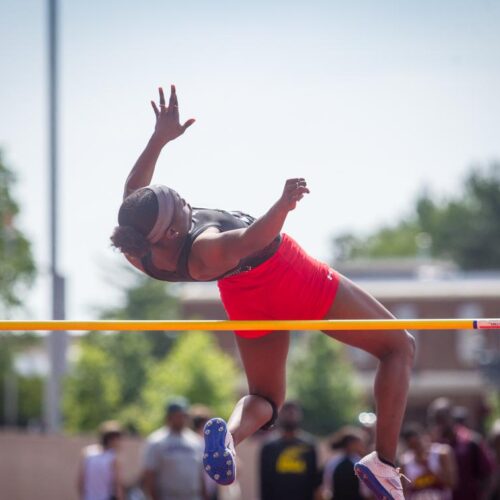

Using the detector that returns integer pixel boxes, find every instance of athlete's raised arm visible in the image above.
[193,178,310,273]
[123,85,195,199]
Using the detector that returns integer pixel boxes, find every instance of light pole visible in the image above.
[44,0,67,433]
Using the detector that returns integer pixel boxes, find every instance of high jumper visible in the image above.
[110,84,415,500]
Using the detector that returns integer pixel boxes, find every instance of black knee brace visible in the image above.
[255,395,279,431]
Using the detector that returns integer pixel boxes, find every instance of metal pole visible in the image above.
[44,0,67,434]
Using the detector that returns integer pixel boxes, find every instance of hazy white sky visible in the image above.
[1,0,499,319]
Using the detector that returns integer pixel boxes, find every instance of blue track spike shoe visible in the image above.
[354,452,408,500]
[203,418,236,485]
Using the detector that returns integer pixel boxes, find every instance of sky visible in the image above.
[1,0,499,320]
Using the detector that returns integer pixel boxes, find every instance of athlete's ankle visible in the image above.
[377,452,396,468]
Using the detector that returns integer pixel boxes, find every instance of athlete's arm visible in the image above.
[193,178,309,272]
[123,85,195,199]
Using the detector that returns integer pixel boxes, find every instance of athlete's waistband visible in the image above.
[219,234,282,280]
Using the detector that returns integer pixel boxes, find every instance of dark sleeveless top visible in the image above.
[140,208,281,282]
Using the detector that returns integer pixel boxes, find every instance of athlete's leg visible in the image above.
[323,275,415,464]
[228,331,289,446]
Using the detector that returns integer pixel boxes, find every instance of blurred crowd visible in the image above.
[77,396,500,500]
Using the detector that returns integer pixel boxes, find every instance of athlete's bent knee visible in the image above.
[392,330,415,362]
[406,331,416,362]
[379,330,415,362]
[250,393,281,431]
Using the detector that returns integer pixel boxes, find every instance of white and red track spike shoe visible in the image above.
[354,451,408,500]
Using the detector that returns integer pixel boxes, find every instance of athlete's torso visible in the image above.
[140,208,281,282]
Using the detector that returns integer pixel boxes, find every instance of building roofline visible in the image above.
[179,277,500,303]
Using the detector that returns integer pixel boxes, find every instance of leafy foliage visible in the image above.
[332,163,500,269]
[99,271,179,359]
[0,152,36,312]
[63,272,180,432]
[288,334,364,435]
[0,333,43,426]
[63,343,121,432]
[139,332,238,434]
[63,268,238,434]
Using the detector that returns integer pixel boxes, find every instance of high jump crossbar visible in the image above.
[0,319,499,331]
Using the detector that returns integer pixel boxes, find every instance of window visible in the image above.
[456,303,484,365]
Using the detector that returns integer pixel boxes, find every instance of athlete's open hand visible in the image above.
[278,178,310,211]
[151,85,195,145]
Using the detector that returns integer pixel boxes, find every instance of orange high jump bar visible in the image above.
[0,319,499,331]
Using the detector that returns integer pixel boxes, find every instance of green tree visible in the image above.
[288,334,364,435]
[0,333,43,426]
[333,163,500,269]
[63,270,182,433]
[63,343,121,432]
[99,270,179,359]
[17,375,44,427]
[0,152,36,312]
[139,332,239,434]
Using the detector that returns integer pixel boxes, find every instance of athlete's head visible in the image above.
[110,185,192,258]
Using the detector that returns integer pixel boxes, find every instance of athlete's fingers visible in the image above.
[151,101,160,118]
[159,87,166,108]
[292,190,308,200]
[288,187,309,196]
[169,84,178,107]
[285,180,305,190]
[181,118,196,132]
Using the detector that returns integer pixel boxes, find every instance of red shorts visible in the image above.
[217,234,340,338]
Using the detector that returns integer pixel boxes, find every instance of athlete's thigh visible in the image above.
[323,274,411,359]
[235,331,290,407]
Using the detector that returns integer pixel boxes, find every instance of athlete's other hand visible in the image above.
[278,178,310,211]
[151,85,196,145]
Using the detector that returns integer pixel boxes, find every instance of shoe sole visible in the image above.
[203,418,236,485]
[354,463,395,500]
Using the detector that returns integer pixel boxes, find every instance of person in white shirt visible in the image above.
[77,420,124,500]
[142,397,207,500]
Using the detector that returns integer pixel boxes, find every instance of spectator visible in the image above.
[77,420,125,500]
[322,426,370,500]
[451,406,469,427]
[487,420,500,500]
[191,404,214,436]
[259,401,321,500]
[400,423,456,500]
[142,397,206,500]
[428,397,493,500]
